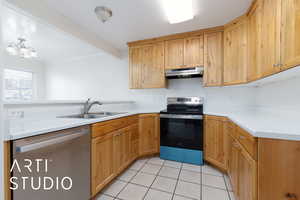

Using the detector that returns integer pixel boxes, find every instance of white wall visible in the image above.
[3,54,46,100]
[0,0,5,198]
[255,76,300,114]
[45,53,256,112]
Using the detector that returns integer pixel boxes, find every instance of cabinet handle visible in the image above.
[286,193,297,200]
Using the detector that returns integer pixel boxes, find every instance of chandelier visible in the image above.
[6,38,38,58]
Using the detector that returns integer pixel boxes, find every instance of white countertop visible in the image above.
[205,109,300,141]
[5,110,159,141]
[5,108,300,141]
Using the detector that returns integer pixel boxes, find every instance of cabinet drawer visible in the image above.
[236,125,258,160]
[92,115,138,138]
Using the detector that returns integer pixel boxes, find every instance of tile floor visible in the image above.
[96,156,234,200]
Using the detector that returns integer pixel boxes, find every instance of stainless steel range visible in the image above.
[160,97,204,165]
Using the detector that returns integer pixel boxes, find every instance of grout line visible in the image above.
[113,159,148,199]
[171,162,183,200]
[141,160,165,200]
[222,174,232,200]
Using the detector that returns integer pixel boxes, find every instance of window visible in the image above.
[4,69,34,101]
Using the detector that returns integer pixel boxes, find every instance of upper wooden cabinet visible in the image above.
[260,0,282,77]
[247,1,262,81]
[165,36,204,69]
[203,31,224,86]
[224,17,248,85]
[139,114,160,155]
[129,42,165,89]
[281,0,300,71]
[165,39,184,69]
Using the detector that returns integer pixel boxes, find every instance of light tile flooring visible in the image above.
[96,156,234,200]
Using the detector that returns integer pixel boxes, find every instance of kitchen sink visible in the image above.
[58,112,127,119]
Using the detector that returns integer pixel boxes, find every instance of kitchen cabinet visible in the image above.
[130,124,139,160]
[129,42,165,89]
[239,147,257,200]
[139,114,160,155]
[259,0,281,77]
[258,138,300,200]
[203,31,224,86]
[165,36,204,70]
[247,1,262,81]
[204,115,228,171]
[281,0,300,71]
[228,136,240,196]
[92,132,115,196]
[165,39,184,69]
[224,16,248,85]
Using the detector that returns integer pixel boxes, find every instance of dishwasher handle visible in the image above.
[16,131,88,153]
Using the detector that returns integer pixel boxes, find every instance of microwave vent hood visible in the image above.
[165,66,204,79]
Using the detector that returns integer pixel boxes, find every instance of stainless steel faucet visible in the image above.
[83,98,103,114]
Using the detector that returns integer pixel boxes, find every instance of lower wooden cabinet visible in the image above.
[91,114,159,197]
[91,132,115,196]
[258,138,300,200]
[204,115,228,171]
[139,114,160,155]
[228,136,240,195]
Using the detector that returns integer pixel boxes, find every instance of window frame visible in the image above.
[3,68,37,101]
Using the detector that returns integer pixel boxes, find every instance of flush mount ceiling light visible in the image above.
[6,38,37,59]
[162,0,194,24]
[94,6,113,23]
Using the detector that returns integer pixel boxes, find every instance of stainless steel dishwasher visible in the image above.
[11,126,91,200]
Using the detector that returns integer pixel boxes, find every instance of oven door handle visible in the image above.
[160,114,203,120]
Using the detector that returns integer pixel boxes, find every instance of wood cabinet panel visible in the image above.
[92,133,115,196]
[236,125,258,160]
[204,31,224,86]
[184,36,204,68]
[260,0,281,77]
[247,1,262,81]
[165,39,184,69]
[224,17,248,85]
[204,116,228,171]
[239,148,257,200]
[139,114,160,155]
[281,0,300,71]
[258,138,300,200]
[228,137,240,197]
[129,42,165,89]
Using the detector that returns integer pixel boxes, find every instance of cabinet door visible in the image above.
[139,114,159,156]
[92,133,115,196]
[204,116,228,171]
[228,137,240,197]
[130,124,139,161]
[224,17,248,85]
[238,148,257,200]
[113,130,123,173]
[184,36,204,67]
[204,31,224,86]
[129,42,165,89]
[260,0,281,77]
[121,127,131,168]
[258,138,300,200]
[247,2,262,81]
[165,39,185,69]
[281,0,300,70]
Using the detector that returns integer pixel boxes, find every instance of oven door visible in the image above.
[160,114,203,150]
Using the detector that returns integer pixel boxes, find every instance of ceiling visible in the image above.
[1,5,101,63]
[43,0,252,50]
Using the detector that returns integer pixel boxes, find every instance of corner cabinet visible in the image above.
[129,42,166,89]
[139,114,160,156]
[204,115,228,171]
[203,31,224,86]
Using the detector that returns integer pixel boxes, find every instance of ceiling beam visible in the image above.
[5,0,122,58]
